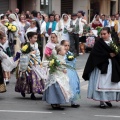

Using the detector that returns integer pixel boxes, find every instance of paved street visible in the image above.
[0,53,120,120]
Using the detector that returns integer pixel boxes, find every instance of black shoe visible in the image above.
[31,93,36,100]
[21,92,25,97]
[51,104,64,110]
[6,81,9,84]
[99,104,106,109]
[11,68,16,74]
[71,104,80,108]
[105,102,112,107]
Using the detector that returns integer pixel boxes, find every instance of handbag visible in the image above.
[0,83,6,93]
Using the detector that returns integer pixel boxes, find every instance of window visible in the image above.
[40,0,52,14]
[41,0,44,5]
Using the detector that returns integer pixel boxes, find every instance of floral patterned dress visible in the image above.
[15,43,44,94]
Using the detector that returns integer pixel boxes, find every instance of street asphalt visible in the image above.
[0,53,120,120]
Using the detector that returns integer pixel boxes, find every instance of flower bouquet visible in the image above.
[4,22,17,32]
[21,42,32,54]
[48,55,75,74]
[66,52,75,61]
[48,55,61,74]
[63,26,68,34]
[109,41,120,64]
[96,26,102,36]
[109,41,120,54]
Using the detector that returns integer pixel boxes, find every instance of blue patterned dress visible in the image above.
[65,51,80,101]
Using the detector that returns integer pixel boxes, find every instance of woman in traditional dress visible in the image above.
[60,14,71,41]
[83,27,120,109]
[91,14,103,29]
[8,14,21,56]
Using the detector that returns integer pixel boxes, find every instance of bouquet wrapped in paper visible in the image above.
[4,22,17,32]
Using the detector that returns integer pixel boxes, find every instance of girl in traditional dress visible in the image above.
[61,40,80,108]
[43,45,72,110]
[44,31,59,59]
[15,32,44,100]
[83,27,120,109]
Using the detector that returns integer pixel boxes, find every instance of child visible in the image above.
[0,32,12,84]
[44,31,59,58]
[15,32,44,100]
[43,45,72,110]
[61,40,80,108]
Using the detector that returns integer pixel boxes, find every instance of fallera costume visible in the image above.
[15,42,45,95]
[65,51,80,101]
[42,54,73,104]
[83,38,120,101]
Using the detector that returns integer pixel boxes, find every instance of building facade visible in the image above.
[0,0,119,22]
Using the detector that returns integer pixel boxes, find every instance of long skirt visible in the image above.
[67,68,80,101]
[88,67,120,101]
[42,82,66,104]
[15,70,44,94]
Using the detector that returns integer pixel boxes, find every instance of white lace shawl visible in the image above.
[44,55,73,102]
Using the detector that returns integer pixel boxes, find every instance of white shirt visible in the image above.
[49,22,52,28]
[79,17,87,26]
[76,18,83,35]
[102,20,105,27]
[111,21,114,27]
[39,20,46,34]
